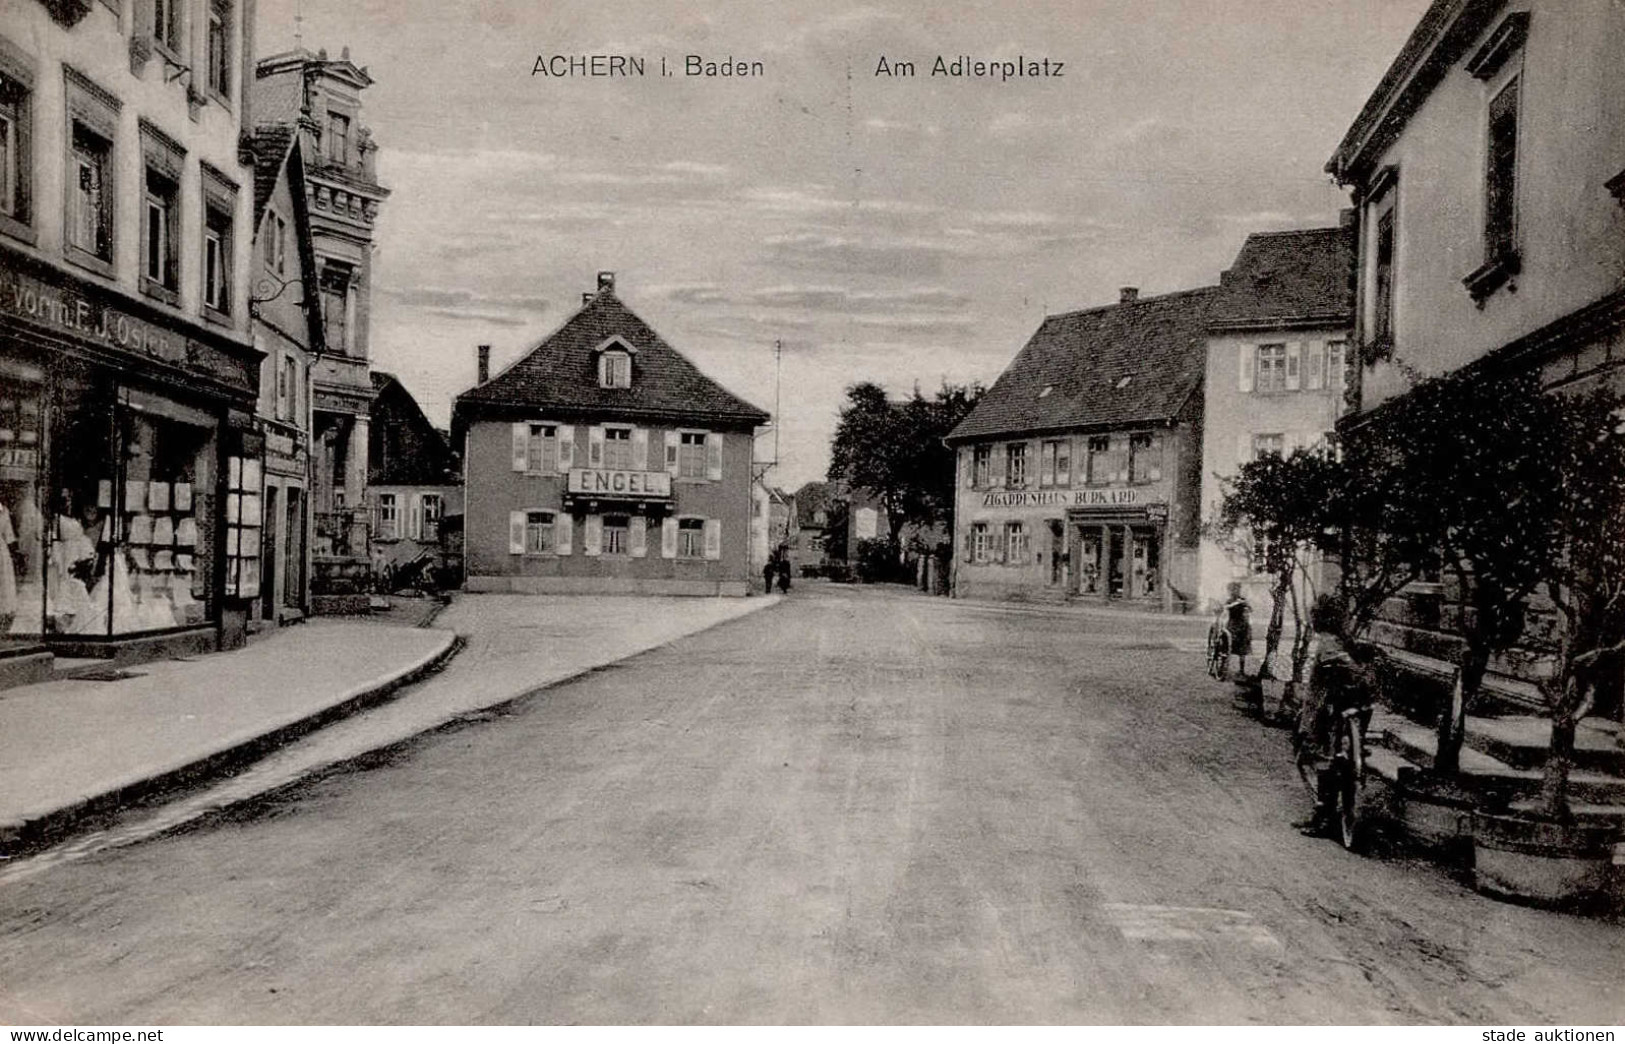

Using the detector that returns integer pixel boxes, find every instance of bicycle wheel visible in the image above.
[1333,759,1359,850]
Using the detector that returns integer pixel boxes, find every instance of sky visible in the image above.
[254,0,1432,490]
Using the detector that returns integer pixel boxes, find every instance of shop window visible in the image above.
[525,510,554,554]
[206,0,232,100]
[376,493,397,540]
[602,426,634,470]
[224,453,260,602]
[142,168,179,298]
[1004,442,1028,488]
[971,522,990,564]
[326,112,350,166]
[1005,522,1028,565]
[320,263,352,353]
[67,123,112,264]
[678,431,706,479]
[0,365,45,636]
[972,444,991,487]
[677,517,705,559]
[526,423,557,473]
[602,514,629,555]
[1129,433,1162,484]
[1255,344,1287,393]
[0,68,32,232]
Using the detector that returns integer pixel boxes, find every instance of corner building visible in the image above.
[945,287,1213,610]
[454,273,768,596]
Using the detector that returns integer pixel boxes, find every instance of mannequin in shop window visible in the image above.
[48,487,103,633]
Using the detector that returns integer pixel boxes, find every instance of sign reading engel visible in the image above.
[980,487,1160,509]
[568,468,672,498]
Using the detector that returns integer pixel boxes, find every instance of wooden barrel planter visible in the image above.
[1471,811,1621,908]
[1393,770,1476,859]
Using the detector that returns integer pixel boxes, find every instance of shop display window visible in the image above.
[224,454,260,599]
[0,362,46,639]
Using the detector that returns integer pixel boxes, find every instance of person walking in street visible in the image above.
[775,551,792,593]
[762,553,777,596]
[1223,581,1253,679]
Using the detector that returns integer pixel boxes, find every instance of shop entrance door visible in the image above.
[1107,528,1126,596]
[285,488,304,610]
[1049,520,1064,586]
[1077,528,1101,595]
[261,485,278,620]
[1132,527,1161,600]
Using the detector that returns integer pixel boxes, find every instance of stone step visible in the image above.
[1464,715,1625,775]
[1372,717,1625,806]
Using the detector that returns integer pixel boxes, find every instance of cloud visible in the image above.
[381,285,552,317]
[421,308,531,327]
[762,231,965,277]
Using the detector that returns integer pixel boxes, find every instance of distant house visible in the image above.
[946,287,1215,608]
[452,273,769,595]
[367,372,461,578]
[789,480,836,572]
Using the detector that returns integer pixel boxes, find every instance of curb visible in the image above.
[0,631,465,860]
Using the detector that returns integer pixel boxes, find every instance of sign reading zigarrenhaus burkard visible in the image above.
[980,488,1162,509]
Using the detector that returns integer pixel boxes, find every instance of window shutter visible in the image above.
[661,517,678,558]
[1285,342,1302,391]
[664,431,680,475]
[588,426,605,467]
[511,422,529,472]
[705,433,723,480]
[557,425,575,469]
[508,511,526,555]
[630,517,648,558]
[1114,437,1129,484]
[1039,442,1056,488]
[1237,432,1252,465]
[963,530,974,563]
[1238,344,1254,393]
[1148,438,1163,482]
[408,494,423,541]
[584,513,602,556]
[962,449,973,488]
[703,518,722,560]
[555,514,573,555]
[632,428,649,471]
[991,444,1006,487]
[1305,340,1325,390]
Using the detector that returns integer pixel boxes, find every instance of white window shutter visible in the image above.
[1285,342,1302,391]
[557,425,575,469]
[632,428,649,471]
[1238,344,1254,393]
[408,494,422,540]
[962,449,974,488]
[1305,340,1325,390]
[661,517,678,558]
[705,433,723,480]
[511,422,529,472]
[584,514,602,556]
[555,514,573,555]
[630,517,648,558]
[664,431,680,475]
[703,518,722,560]
[963,530,973,563]
[508,511,526,554]
[1237,432,1252,465]
[1039,442,1055,488]
[1114,438,1128,483]
[991,445,1006,487]
[588,426,605,467]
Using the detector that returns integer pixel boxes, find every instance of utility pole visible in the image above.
[773,338,782,477]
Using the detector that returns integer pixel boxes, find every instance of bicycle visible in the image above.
[1206,611,1232,680]
[1296,698,1373,850]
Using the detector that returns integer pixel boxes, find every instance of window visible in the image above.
[1040,439,1070,487]
[0,68,30,228]
[678,431,706,479]
[972,444,991,487]
[326,112,349,166]
[527,423,557,473]
[68,123,112,262]
[376,492,398,540]
[263,210,287,274]
[1325,341,1346,391]
[677,517,705,558]
[203,215,229,313]
[419,494,442,542]
[1086,436,1110,485]
[276,355,298,421]
[602,514,629,555]
[525,511,555,554]
[142,168,178,294]
[152,0,181,54]
[206,0,232,99]
[1255,344,1287,393]
[1004,442,1028,488]
[1253,433,1285,459]
[1484,77,1520,264]
[1129,433,1161,484]
[1005,522,1029,565]
[971,522,990,564]
[1373,209,1395,344]
[602,426,633,470]
[599,351,631,389]
[320,263,352,351]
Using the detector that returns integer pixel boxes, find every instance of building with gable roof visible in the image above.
[367,370,460,579]
[1197,222,1356,610]
[945,286,1216,609]
[453,272,769,596]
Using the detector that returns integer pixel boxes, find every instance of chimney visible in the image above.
[477,344,490,384]
[1219,269,1233,287]
[597,271,616,293]
[1119,286,1139,304]
[582,292,594,305]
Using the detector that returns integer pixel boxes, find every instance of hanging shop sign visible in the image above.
[567,468,672,499]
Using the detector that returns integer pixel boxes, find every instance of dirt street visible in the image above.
[1,585,1619,1023]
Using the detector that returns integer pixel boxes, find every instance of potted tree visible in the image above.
[1471,388,1625,907]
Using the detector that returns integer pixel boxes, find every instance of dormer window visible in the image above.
[599,350,631,389]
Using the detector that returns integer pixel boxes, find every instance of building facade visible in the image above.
[946,287,1213,610]
[1197,224,1355,610]
[367,370,460,583]
[247,125,317,628]
[0,0,263,664]
[251,47,387,600]
[453,273,769,596]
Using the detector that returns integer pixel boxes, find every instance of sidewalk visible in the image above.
[0,592,781,866]
[0,621,460,853]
